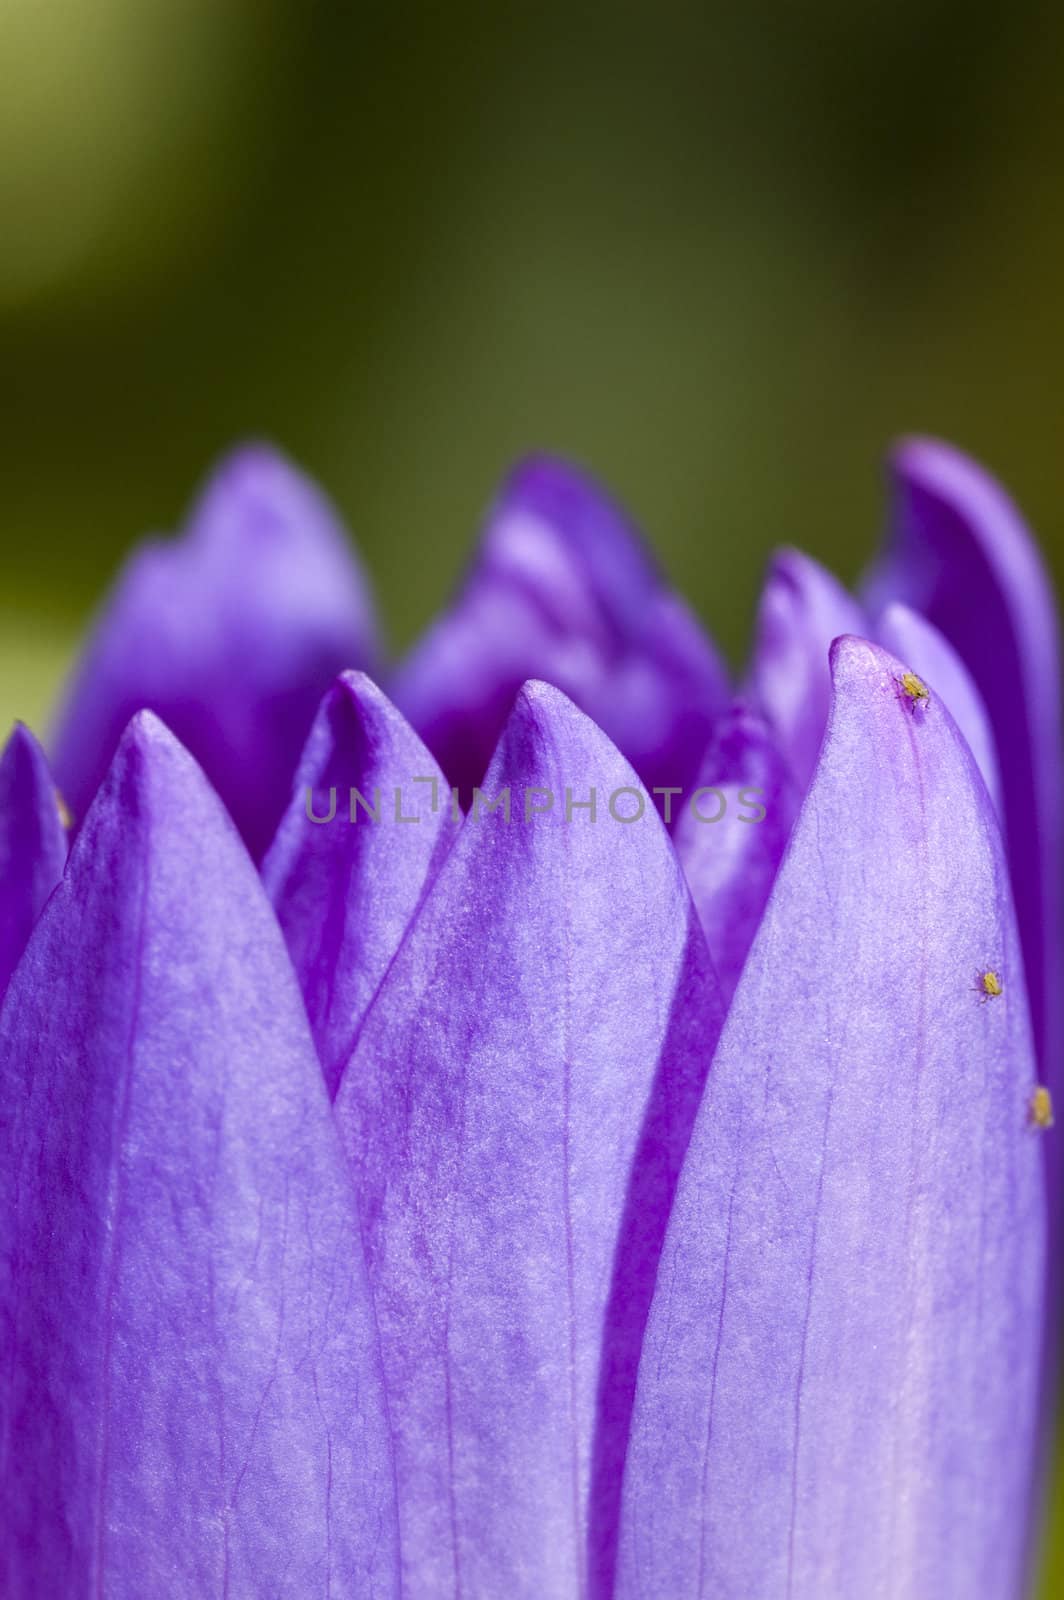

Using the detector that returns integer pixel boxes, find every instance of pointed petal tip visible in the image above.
[828,631,928,721]
[828,629,884,681]
[890,432,996,487]
[332,666,396,713]
[763,544,814,584]
[185,439,324,540]
[3,723,74,830]
[503,676,628,759]
[831,623,950,698]
[0,719,68,991]
[501,449,579,487]
[489,452,660,574]
[758,547,857,634]
[765,543,856,600]
[3,720,46,765]
[889,432,965,473]
[752,561,866,793]
[210,436,285,471]
[87,711,236,852]
[762,544,853,594]
[50,444,379,859]
[828,631,938,720]
[315,669,449,775]
[887,435,1036,540]
[125,705,172,738]
[512,675,578,717]
[114,706,187,763]
[188,438,369,567]
[194,437,302,500]
[1,721,61,804]
[499,450,613,506]
[485,678,600,780]
[886,440,1058,635]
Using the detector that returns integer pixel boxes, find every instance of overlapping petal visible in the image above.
[876,601,1001,813]
[391,456,728,807]
[0,715,398,1598]
[50,444,380,859]
[333,682,724,1598]
[750,547,866,793]
[866,438,1063,1100]
[673,702,798,1003]
[617,636,1045,1600]
[262,670,458,1098]
[0,431,1053,1599]
[0,724,66,994]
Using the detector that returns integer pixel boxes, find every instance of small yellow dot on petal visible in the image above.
[900,670,930,707]
[1030,1086,1054,1130]
[55,791,73,831]
[980,970,1003,999]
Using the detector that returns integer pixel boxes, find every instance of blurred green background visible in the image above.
[4,1,1064,1584]
[6,1,1064,717]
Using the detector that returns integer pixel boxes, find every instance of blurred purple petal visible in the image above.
[0,715,399,1598]
[50,444,380,859]
[751,547,866,792]
[866,438,1063,1100]
[617,636,1045,1599]
[674,702,799,1003]
[876,600,1002,814]
[391,456,727,808]
[0,724,66,994]
[334,683,723,1598]
[262,670,459,1098]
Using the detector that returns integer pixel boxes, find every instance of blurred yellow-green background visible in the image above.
[4,1,1064,1584]
[7,2,1064,706]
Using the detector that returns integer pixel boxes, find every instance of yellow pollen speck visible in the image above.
[980,970,1003,1000]
[55,791,73,831]
[900,670,930,707]
[1030,1086,1054,1130]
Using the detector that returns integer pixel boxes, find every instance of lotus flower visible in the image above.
[0,439,1058,1599]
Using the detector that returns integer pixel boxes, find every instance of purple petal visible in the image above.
[50,444,380,860]
[866,438,1063,1099]
[673,702,799,1003]
[261,671,459,1098]
[876,600,1001,814]
[334,682,724,1597]
[750,548,866,792]
[617,636,1045,1600]
[0,724,67,994]
[0,714,399,1598]
[391,456,728,808]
